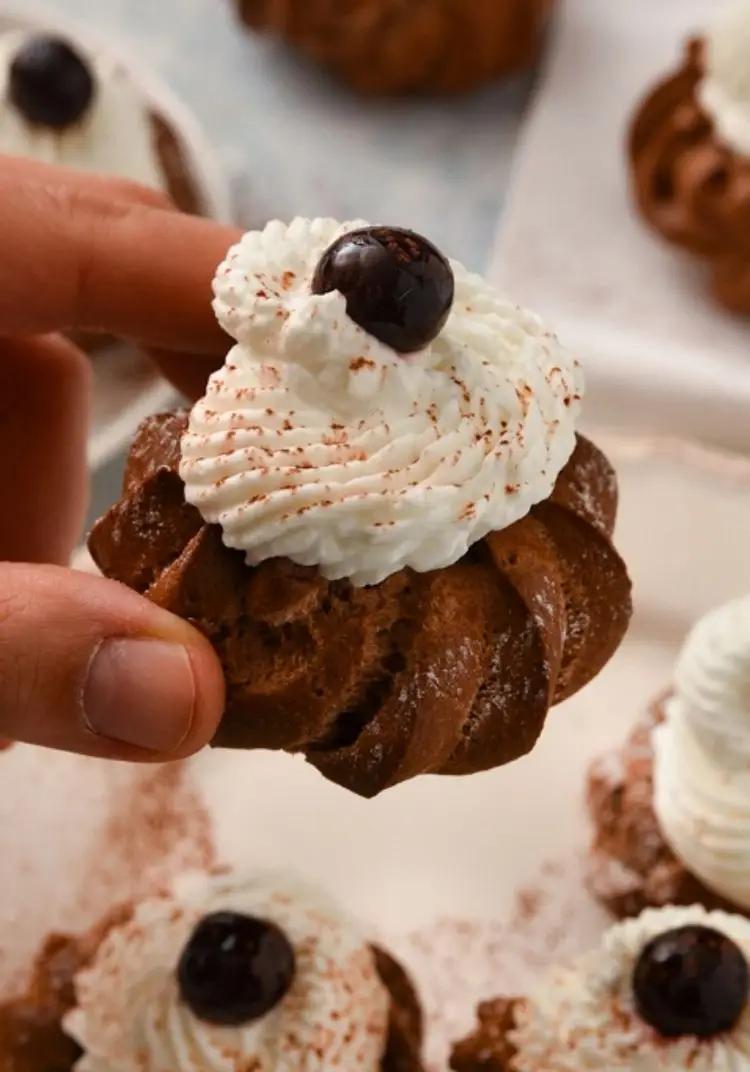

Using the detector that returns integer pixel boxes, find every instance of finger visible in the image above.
[0,334,90,564]
[0,563,225,760]
[148,348,223,401]
[0,161,240,351]
[0,153,172,210]
[75,202,239,351]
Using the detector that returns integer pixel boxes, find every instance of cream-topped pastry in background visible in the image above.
[89,219,631,797]
[629,0,750,314]
[655,597,750,911]
[699,0,750,157]
[588,595,750,918]
[0,30,203,214]
[452,905,750,1071]
[0,871,425,1071]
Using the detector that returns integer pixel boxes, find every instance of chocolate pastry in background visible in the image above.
[234,0,555,95]
[588,595,750,920]
[0,873,424,1072]
[89,218,631,798]
[586,706,738,920]
[629,0,750,316]
[0,933,88,1072]
[451,906,750,1071]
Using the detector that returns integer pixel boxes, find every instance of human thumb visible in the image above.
[0,562,225,760]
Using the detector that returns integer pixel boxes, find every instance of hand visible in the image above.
[0,157,241,760]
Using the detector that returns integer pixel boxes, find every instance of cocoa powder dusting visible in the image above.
[0,751,215,1034]
[388,857,610,1071]
[77,762,215,920]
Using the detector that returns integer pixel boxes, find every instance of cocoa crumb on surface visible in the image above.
[350,356,376,372]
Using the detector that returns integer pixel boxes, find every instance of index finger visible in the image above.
[0,163,241,352]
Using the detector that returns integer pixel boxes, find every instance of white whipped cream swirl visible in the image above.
[654,595,750,912]
[64,871,390,1072]
[700,0,750,158]
[181,218,583,587]
[0,30,166,189]
[510,906,750,1071]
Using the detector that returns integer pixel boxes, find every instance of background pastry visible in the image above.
[0,30,203,214]
[234,0,555,95]
[629,0,750,315]
[0,871,424,1072]
[0,28,208,359]
[588,595,750,919]
[452,904,750,1071]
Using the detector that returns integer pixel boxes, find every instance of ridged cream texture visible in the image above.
[0,30,166,189]
[699,0,750,157]
[63,872,390,1072]
[510,906,750,1070]
[654,595,750,911]
[181,218,583,586]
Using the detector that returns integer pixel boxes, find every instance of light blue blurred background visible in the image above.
[51,0,535,267]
